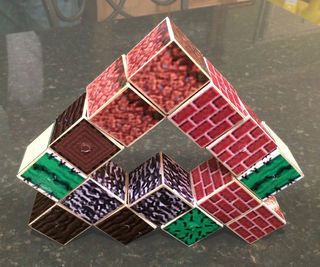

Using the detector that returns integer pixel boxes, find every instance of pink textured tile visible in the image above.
[127,19,170,77]
[130,42,208,114]
[127,19,210,114]
[87,56,126,116]
[89,87,163,146]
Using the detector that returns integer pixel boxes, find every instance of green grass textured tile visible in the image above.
[164,208,221,246]
[241,155,301,199]
[21,153,84,200]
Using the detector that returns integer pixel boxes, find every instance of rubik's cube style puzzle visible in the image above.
[18,17,303,246]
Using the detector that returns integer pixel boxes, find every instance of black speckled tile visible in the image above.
[1,3,320,267]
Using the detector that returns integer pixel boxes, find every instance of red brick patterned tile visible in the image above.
[89,86,163,146]
[208,118,277,175]
[199,180,260,224]
[205,58,248,117]
[169,83,245,147]
[191,157,233,201]
[87,56,126,116]
[227,196,286,243]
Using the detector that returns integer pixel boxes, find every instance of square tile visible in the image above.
[162,208,222,246]
[21,152,85,200]
[29,205,90,245]
[227,196,286,244]
[90,160,127,202]
[96,207,155,245]
[131,187,192,226]
[51,120,121,174]
[207,118,277,176]
[62,179,123,224]
[29,192,55,224]
[204,57,248,117]
[192,157,261,224]
[170,82,245,147]
[86,56,127,116]
[50,93,86,142]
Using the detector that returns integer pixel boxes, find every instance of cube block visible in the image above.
[239,123,303,199]
[129,152,193,204]
[192,157,261,224]
[127,18,210,114]
[131,187,192,226]
[227,196,286,244]
[87,56,164,146]
[162,207,222,246]
[207,118,277,176]
[29,204,90,245]
[96,207,155,245]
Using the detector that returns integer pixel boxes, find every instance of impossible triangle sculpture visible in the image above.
[17,17,304,246]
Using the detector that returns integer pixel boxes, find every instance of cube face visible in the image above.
[127,19,171,77]
[227,198,285,244]
[89,87,163,146]
[163,208,221,246]
[191,157,233,201]
[162,153,193,203]
[241,153,302,199]
[208,119,277,176]
[90,161,126,201]
[87,56,127,116]
[170,83,244,147]
[30,205,90,245]
[130,42,209,114]
[96,207,154,245]
[170,20,208,73]
[200,180,260,224]
[131,187,191,226]
[205,58,248,117]
[51,120,121,174]
[50,93,86,142]
[129,153,162,203]
[21,152,85,200]
[29,192,55,224]
[62,179,123,224]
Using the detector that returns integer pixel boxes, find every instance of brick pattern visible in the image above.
[191,157,233,201]
[200,180,260,224]
[170,84,244,147]
[208,119,277,175]
[87,56,126,116]
[227,198,286,244]
[205,58,248,117]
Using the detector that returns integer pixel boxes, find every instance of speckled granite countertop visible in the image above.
[0,2,319,267]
